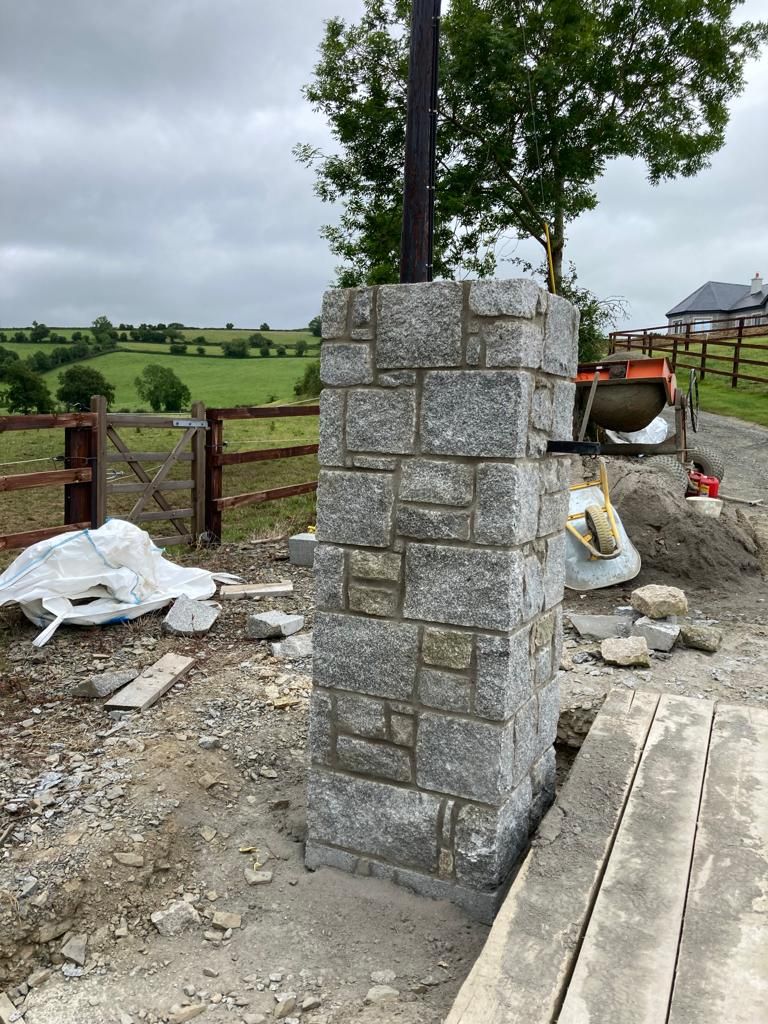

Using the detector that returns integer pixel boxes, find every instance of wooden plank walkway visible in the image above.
[446,691,768,1024]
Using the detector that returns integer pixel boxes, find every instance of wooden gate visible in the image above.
[92,397,206,546]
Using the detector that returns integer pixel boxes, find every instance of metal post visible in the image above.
[400,0,441,284]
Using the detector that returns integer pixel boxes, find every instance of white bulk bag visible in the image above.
[0,519,232,647]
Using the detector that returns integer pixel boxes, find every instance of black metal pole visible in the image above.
[400,0,441,284]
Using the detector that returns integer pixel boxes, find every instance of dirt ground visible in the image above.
[1,411,766,1024]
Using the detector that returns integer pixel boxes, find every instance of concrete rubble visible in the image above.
[246,611,304,640]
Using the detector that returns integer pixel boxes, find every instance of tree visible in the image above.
[91,315,113,337]
[222,339,250,358]
[293,360,321,398]
[557,262,628,361]
[295,339,308,357]
[308,315,322,337]
[135,364,191,412]
[56,365,116,410]
[0,363,54,413]
[259,322,270,331]
[226,322,234,330]
[297,0,767,290]
[196,345,206,356]
[276,345,287,356]
[29,322,50,342]
[248,332,268,349]
[259,342,271,358]
[169,342,188,355]
[0,346,20,365]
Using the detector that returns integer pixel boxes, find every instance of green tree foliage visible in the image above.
[134,364,191,412]
[225,322,234,330]
[259,322,270,331]
[295,339,308,357]
[196,346,206,356]
[169,342,188,355]
[293,360,322,398]
[56,365,116,410]
[222,339,250,358]
[0,363,54,413]
[297,0,767,289]
[0,346,20,365]
[557,262,628,361]
[259,342,271,358]
[248,332,269,349]
[29,321,51,342]
[276,345,287,356]
[308,315,322,337]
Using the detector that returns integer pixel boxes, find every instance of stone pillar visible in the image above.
[306,278,578,922]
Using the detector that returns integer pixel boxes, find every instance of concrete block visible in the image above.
[474,463,541,545]
[313,612,418,699]
[316,470,394,548]
[421,370,532,458]
[377,281,463,367]
[288,531,317,567]
[632,615,680,652]
[346,388,417,454]
[400,459,474,506]
[307,771,441,873]
[404,543,524,632]
[320,342,373,386]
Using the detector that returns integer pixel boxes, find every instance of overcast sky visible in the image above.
[1,0,766,330]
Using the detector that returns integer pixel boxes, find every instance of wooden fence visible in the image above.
[0,400,320,552]
[609,316,768,387]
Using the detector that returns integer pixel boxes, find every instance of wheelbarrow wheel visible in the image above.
[585,504,617,555]
[688,445,726,482]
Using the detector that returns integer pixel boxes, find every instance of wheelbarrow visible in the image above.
[565,458,641,591]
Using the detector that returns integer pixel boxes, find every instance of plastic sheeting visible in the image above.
[604,415,668,446]
[0,519,234,647]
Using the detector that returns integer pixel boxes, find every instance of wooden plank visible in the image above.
[207,404,319,420]
[106,426,188,536]
[107,479,193,494]
[668,703,768,1024]
[0,412,96,431]
[0,467,92,492]
[219,581,293,599]
[134,507,193,523]
[191,401,206,542]
[151,533,193,547]
[0,522,90,552]
[129,426,196,518]
[64,424,94,526]
[104,653,194,712]
[216,443,319,466]
[0,990,18,1024]
[445,689,661,1024]
[106,413,191,427]
[215,480,318,511]
[558,694,714,1024]
[105,452,194,463]
[205,416,224,542]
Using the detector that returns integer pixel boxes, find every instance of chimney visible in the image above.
[751,271,763,295]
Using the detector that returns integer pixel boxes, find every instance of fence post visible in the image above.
[700,337,708,382]
[205,415,223,543]
[671,335,678,371]
[684,322,691,353]
[732,317,744,388]
[64,424,93,527]
[191,400,206,542]
[91,395,108,526]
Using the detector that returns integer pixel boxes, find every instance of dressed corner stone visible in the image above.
[318,389,345,466]
[316,470,394,548]
[351,287,374,339]
[313,543,345,611]
[542,293,580,377]
[404,543,525,631]
[468,278,544,319]
[313,612,418,699]
[376,281,463,367]
[416,713,517,803]
[322,288,350,339]
[474,629,532,721]
[482,319,544,369]
[420,371,532,458]
[453,778,532,889]
[399,459,474,506]
[307,771,441,872]
[474,463,541,545]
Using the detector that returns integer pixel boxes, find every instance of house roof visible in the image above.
[667,280,768,317]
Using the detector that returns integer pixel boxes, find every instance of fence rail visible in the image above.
[0,399,320,552]
[609,316,768,387]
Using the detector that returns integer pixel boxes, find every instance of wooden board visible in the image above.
[558,694,714,1024]
[0,522,89,552]
[219,581,294,599]
[0,991,18,1024]
[445,689,660,1024]
[105,653,194,712]
[668,703,768,1023]
[214,480,317,512]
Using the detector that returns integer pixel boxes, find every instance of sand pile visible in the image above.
[602,460,763,591]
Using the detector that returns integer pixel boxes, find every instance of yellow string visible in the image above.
[543,222,557,295]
